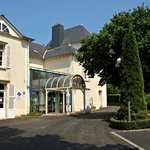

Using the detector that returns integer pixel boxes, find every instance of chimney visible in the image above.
[52,24,64,47]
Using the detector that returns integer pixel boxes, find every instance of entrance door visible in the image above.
[0,84,5,119]
[48,92,64,113]
[48,92,56,113]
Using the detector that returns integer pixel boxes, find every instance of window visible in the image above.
[0,22,9,33]
[2,24,9,33]
[0,44,4,66]
[0,84,5,108]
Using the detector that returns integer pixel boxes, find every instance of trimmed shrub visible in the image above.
[110,117,150,130]
[120,30,145,113]
[116,105,128,120]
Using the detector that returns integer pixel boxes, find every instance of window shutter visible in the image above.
[8,84,15,109]
[6,45,10,68]
[9,84,15,97]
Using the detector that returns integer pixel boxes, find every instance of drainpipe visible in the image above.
[83,89,86,111]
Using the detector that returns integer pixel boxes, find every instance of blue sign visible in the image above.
[17,92,22,97]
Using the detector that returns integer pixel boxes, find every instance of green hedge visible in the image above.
[110,117,150,130]
[107,94,120,106]
[145,93,150,110]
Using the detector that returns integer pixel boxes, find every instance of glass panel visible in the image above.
[64,76,71,87]
[0,45,4,50]
[51,78,59,88]
[30,91,39,112]
[72,75,85,89]
[0,51,3,66]
[58,76,65,88]
[48,92,56,112]
[46,78,53,88]
[2,24,9,33]
[0,84,4,90]
[32,79,40,89]
[0,91,4,108]
[39,79,47,89]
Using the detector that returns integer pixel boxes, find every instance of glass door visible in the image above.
[0,84,5,118]
[59,93,63,113]
[48,92,56,113]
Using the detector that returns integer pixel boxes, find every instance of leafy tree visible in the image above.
[77,5,150,92]
[107,84,120,94]
[120,29,145,112]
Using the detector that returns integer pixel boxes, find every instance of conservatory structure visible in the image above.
[30,69,86,114]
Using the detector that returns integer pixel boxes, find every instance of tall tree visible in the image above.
[120,29,145,112]
[77,5,150,92]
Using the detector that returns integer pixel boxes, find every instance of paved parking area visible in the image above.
[0,110,135,150]
[115,129,150,150]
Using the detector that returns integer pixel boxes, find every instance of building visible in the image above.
[0,15,32,119]
[0,15,107,119]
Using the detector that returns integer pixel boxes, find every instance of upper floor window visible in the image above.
[0,22,9,33]
[0,44,4,66]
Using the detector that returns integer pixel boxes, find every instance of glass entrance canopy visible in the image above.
[45,74,86,90]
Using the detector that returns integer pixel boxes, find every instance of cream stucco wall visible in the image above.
[44,54,73,73]
[0,34,29,118]
[71,58,107,109]
[72,89,84,112]
[29,57,44,69]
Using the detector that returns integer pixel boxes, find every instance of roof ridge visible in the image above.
[65,24,85,31]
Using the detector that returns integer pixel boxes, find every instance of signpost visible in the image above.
[128,101,131,122]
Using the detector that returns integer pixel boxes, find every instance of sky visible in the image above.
[0,0,150,45]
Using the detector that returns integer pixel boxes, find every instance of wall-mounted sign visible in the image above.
[17,92,22,97]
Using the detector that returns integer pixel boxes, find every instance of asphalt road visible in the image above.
[0,112,135,150]
[118,130,150,150]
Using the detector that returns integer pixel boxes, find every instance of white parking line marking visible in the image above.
[110,131,145,150]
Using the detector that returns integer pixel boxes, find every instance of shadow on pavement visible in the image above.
[0,126,135,150]
[70,111,116,121]
[0,126,24,140]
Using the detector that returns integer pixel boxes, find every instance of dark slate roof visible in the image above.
[30,25,89,59]
[46,25,90,49]
[63,25,90,44]
[44,44,76,59]
[29,43,45,59]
